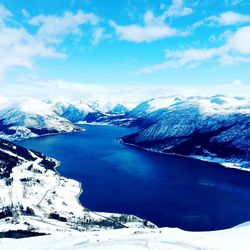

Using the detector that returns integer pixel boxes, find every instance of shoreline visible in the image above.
[51,147,136,230]
[121,140,250,172]
[11,129,85,142]
[9,124,250,233]
[51,157,86,214]
[13,123,250,174]
[12,124,250,173]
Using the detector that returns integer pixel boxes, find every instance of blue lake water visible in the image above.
[16,125,250,231]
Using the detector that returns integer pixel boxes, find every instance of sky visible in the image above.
[0,0,250,101]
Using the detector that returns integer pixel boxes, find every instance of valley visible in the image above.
[16,124,250,231]
[1,95,249,170]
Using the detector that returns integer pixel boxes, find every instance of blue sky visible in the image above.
[0,0,250,100]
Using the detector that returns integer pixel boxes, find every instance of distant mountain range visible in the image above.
[0,95,249,169]
[0,97,131,140]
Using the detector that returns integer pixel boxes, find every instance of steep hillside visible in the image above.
[122,96,250,169]
[51,100,102,123]
[0,98,82,140]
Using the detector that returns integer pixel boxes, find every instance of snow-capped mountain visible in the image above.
[49,99,136,126]
[0,97,137,140]
[129,96,183,117]
[129,95,250,118]
[49,99,133,124]
[1,95,249,169]
[98,96,187,128]
[90,101,130,115]
[0,139,155,236]
[51,100,101,123]
[0,98,82,141]
[121,95,250,169]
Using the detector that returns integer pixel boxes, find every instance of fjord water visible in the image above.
[16,125,250,231]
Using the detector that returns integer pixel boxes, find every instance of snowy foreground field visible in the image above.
[1,222,250,250]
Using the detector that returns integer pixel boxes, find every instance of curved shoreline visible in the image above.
[14,125,250,232]
[52,159,86,213]
[120,140,250,172]
[52,156,132,229]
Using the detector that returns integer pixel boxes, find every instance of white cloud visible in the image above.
[138,25,250,73]
[191,11,250,31]
[232,79,242,86]
[0,27,65,77]
[227,26,250,53]
[2,76,249,101]
[110,0,192,43]
[143,10,163,26]
[139,47,225,73]
[0,77,201,102]
[163,0,193,18]
[91,27,110,45]
[110,21,178,43]
[209,11,250,26]
[109,10,183,42]
[0,6,102,78]
[29,10,99,43]
[0,6,65,78]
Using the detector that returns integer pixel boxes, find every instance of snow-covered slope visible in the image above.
[128,95,250,119]
[50,99,133,124]
[1,222,250,249]
[0,139,155,237]
[0,98,82,141]
[129,96,183,117]
[90,101,130,115]
[1,95,249,168]
[50,99,136,126]
[51,100,100,123]
[122,96,250,169]
[0,97,136,140]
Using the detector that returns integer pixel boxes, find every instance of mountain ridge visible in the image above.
[121,95,250,169]
[0,95,249,169]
